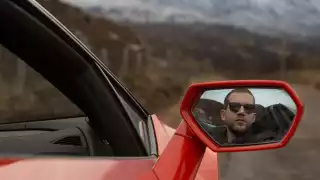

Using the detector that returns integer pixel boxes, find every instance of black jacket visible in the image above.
[199,122,278,146]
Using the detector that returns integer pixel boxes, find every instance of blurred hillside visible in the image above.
[37,0,320,120]
[38,0,213,114]
[129,22,320,77]
[38,0,143,74]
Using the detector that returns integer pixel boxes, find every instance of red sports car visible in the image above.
[0,0,304,180]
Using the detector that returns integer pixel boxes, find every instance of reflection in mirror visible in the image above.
[192,87,296,147]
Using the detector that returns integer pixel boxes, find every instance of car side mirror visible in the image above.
[180,80,304,152]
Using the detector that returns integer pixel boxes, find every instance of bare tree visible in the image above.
[265,39,291,80]
[118,44,144,79]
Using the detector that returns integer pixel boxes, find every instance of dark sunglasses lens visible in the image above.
[229,103,241,113]
[229,103,255,113]
[244,104,255,113]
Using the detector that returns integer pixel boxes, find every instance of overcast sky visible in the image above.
[63,0,320,30]
[201,88,296,110]
[62,0,320,36]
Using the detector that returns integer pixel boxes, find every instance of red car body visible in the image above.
[0,114,218,180]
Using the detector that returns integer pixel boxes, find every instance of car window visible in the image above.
[0,44,85,124]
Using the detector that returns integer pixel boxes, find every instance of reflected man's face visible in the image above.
[220,92,256,135]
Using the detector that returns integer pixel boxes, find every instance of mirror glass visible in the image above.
[192,87,296,147]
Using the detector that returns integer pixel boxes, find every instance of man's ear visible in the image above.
[220,109,226,121]
[252,112,257,122]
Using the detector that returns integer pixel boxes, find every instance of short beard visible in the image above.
[229,125,250,137]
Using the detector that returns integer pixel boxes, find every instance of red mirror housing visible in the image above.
[143,80,304,180]
[180,80,304,152]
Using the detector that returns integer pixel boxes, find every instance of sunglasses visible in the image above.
[227,102,255,114]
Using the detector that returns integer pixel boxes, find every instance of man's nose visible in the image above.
[237,106,245,115]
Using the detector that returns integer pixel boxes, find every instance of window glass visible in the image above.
[0,45,84,124]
